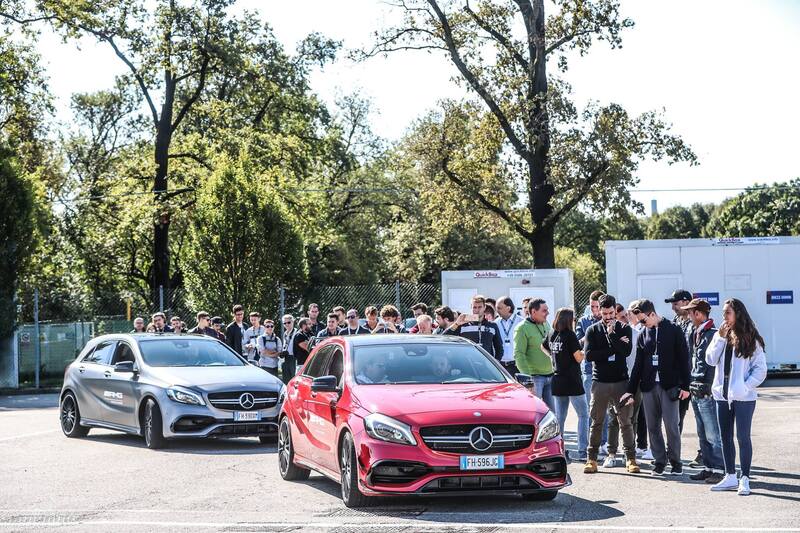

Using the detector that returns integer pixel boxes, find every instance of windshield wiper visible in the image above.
[441,378,481,384]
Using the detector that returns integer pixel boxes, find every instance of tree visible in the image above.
[646,203,714,240]
[0,146,43,379]
[705,180,800,237]
[364,0,695,267]
[183,155,307,318]
[1,0,337,298]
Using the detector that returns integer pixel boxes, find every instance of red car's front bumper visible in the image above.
[353,428,570,497]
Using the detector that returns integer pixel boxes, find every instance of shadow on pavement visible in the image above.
[303,478,624,524]
[83,432,278,455]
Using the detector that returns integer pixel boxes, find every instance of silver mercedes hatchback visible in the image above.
[59,333,285,449]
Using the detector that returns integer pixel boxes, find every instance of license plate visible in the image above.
[233,411,261,422]
[459,455,504,471]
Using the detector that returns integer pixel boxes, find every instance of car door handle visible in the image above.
[310,391,317,398]
[104,370,112,378]
[78,366,86,373]
[292,382,299,389]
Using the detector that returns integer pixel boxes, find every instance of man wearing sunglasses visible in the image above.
[340,309,370,335]
[257,320,283,376]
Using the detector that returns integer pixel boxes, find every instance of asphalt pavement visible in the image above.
[1,380,799,532]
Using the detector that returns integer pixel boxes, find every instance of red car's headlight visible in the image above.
[535,410,560,442]
[364,413,417,446]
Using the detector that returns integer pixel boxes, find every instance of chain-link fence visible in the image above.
[5,277,600,389]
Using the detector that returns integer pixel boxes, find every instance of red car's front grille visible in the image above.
[419,424,534,454]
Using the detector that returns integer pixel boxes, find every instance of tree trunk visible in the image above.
[152,73,176,294]
[531,224,555,269]
[526,0,554,269]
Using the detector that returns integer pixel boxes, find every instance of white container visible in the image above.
[606,236,800,371]
[441,269,574,316]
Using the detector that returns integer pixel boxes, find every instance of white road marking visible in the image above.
[0,430,59,442]
[0,519,798,531]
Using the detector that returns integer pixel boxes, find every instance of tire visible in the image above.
[143,399,167,449]
[278,417,310,481]
[340,431,374,508]
[522,490,558,502]
[60,392,89,438]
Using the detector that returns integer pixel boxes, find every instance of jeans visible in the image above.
[533,374,555,412]
[555,394,589,458]
[716,400,756,477]
[583,372,608,445]
[692,396,724,471]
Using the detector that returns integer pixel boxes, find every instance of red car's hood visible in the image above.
[351,382,549,426]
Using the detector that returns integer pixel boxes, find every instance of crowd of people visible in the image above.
[130,289,767,496]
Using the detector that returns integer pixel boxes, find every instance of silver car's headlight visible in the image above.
[364,413,417,446]
[278,385,286,405]
[166,387,205,406]
[535,410,560,442]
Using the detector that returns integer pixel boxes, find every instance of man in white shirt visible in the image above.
[495,296,522,374]
[242,311,265,363]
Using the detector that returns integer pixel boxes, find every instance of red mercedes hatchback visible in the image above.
[278,334,570,507]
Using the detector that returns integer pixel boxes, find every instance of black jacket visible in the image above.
[584,320,633,382]
[225,321,245,356]
[627,318,691,394]
[689,321,717,384]
[444,319,504,361]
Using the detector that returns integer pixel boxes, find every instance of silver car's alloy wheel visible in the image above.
[144,404,154,446]
[60,396,76,433]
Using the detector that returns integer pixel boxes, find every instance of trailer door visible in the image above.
[637,275,683,318]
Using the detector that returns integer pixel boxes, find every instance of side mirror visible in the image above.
[311,375,339,393]
[114,361,136,373]
[515,373,535,388]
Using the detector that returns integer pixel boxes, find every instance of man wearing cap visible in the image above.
[665,289,697,460]
[682,298,725,484]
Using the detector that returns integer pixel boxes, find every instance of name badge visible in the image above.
[609,354,616,362]
[652,353,659,367]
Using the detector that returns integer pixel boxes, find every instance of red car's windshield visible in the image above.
[353,343,509,385]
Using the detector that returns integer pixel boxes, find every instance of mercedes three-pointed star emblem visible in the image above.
[469,426,494,452]
[239,392,255,409]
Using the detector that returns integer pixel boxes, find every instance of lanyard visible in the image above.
[500,316,518,339]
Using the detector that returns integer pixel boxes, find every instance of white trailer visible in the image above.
[606,236,800,371]
[441,269,574,315]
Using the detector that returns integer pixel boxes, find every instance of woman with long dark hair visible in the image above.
[546,307,589,462]
[705,298,767,495]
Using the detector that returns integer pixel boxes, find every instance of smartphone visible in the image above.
[462,313,480,322]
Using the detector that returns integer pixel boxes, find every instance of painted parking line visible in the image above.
[0,429,59,442]
[0,520,798,531]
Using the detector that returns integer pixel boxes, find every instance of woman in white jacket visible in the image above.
[705,298,767,496]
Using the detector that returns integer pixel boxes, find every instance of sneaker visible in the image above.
[626,459,641,474]
[738,476,751,496]
[690,469,713,481]
[635,447,647,458]
[705,472,725,484]
[651,463,666,476]
[603,454,617,468]
[599,444,609,456]
[669,462,683,476]
[711,473,739,491]
[642,449,654,461]
[583,460,598,474]
[688,452,703,468]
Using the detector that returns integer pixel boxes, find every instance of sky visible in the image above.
[33,0,800,213]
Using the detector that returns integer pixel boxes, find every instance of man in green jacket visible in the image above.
[514,298,555,411]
